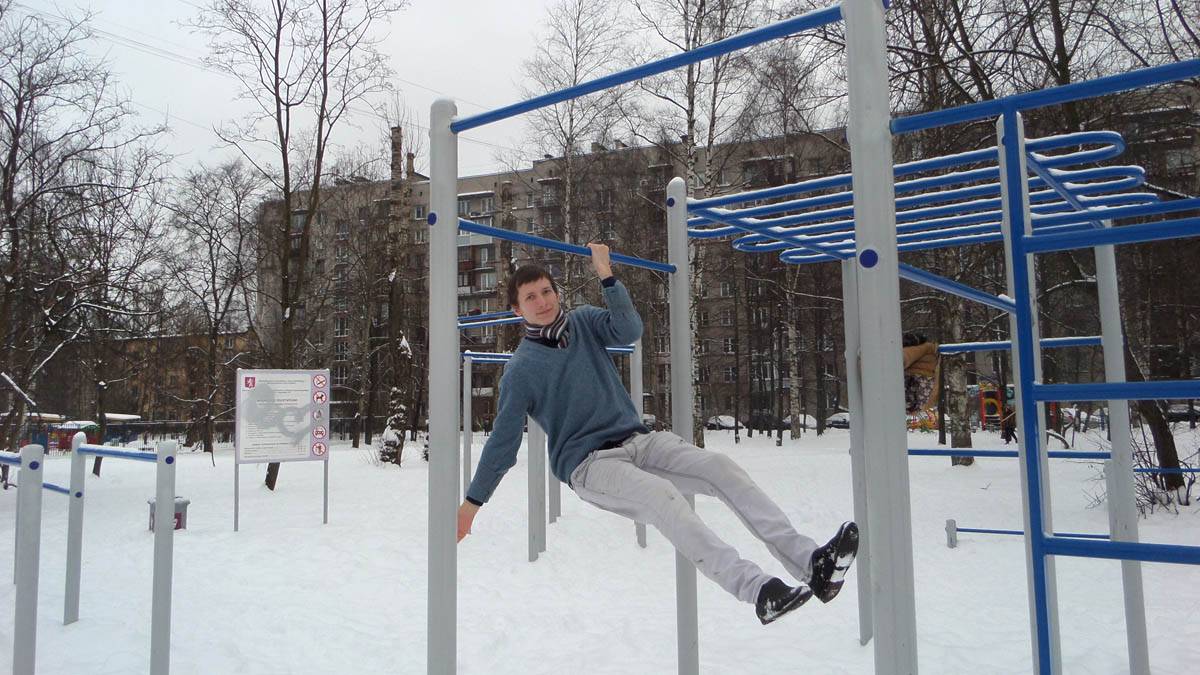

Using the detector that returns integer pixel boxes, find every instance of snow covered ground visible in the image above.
[2,428,1198,674]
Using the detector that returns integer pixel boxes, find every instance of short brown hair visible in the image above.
[507,264,556,307]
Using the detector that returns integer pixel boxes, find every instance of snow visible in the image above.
[2,428,1198,674]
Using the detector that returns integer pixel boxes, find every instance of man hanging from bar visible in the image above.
[456,243,858,625]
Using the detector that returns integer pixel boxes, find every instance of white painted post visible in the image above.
[150,441,178,675]
[548,452,562,524]
[13,444,44,675]
[1095,226,1150,675]
[666,177,699,675]
[427,97,460,675]
[843,1,918,671]
[462,356,473,502]
[64,431,87,625]
[527,416,546,561]
[841,258,873,646]
[997,112,1063,675]
[631,340,648,548]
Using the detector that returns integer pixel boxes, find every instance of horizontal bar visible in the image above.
[939,336,1103,354]
[451,5,843,132]
[43,482,70,495]
[459,317,525,330]
[458,219,675,274]
[458,310,515,322]
[1133,467,1200,474]
[909,449,1111,460]
[893,59,1200,135]
[1043,535,1200,565]
[78,445,158,463]
[957,527,1109,540]
[897,263,1016,313]
[1023,217,1200,254]
[1032,196,1200,230]
[0,452,18,466]
[1033,380,1200,402]
[464,346,635,360]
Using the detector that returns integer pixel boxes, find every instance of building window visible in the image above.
[526,192,536,208]
[459,246,472,262]
[655,335,669,353]
[720,281,735,297]
[335,220,350,240]
[336,295,349,313]
[333,364,348,386]
[414,205,426,220]
[697,311,709,327]
[479,271,496,288]
[723,337,735,354]
[290,235,301,252]
[524,217,534,232]
[698,367,710,384]
[481,197,494,212]
[314,259,325,275]
[334,341,349,361]
[414,227,427,244]
[458,272,470,288]
[657,364,669,382]
[290,211,306,234]
[334,317,349,337]
[335,243,349,261]
[698,340,709,355]
[723,366,737,383]
[753,307,770,327]
[458,199,470,216]
[720,309,734,326]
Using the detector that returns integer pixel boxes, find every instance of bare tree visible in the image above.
[191,0,405,488]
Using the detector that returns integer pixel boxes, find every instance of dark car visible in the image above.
[1166,403,1198,423]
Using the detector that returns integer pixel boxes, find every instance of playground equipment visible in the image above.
[944,519,1110,549]
[2,445,45,675]
[428,1,1200,672]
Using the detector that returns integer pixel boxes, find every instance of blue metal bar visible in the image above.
[43,482,70,495]
[77,445,158,463]
[463,346,635,360]
[1033,380,1200,402]
[1043,536,1200,565]
[0,452,18,466]
[458,218,675,274]
[452,6,843,132]
[1023,217,1200,254]
[458,310,515,322]
[897,263,1016,313]
[1031,196,1199,230]
[893,59,1200,135]
[909,449,1111,460]
[938,336,1103,354]
[1133,467,1200,474]
[957,527,1110,540]
[458,316,525,330]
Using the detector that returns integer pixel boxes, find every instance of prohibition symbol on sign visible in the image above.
[312,410,323,421]
[313,391,328,404]
[312,442,327,456]
[313,425,328,440]
[313,374,327,388]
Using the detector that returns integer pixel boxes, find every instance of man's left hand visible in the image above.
[587,242,613,280]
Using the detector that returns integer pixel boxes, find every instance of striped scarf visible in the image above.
[524,308,570,348]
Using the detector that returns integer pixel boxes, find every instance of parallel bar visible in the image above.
[0,452,18,466]
[1023,217,1200,254]
[908,449,1111,460]
[1133,467,1200,474]
[1043,536,1200,565]
[459,219,675,273]
[1031,196,1200,230]
[893,59,1200,135]
[451,5,843,132]
[42,482,70,495]
[897,263,1016,313]
[458,317,525,329]
[463,346,634,359]
[462,357,473,502]
[1033,380,1200,402]
[957,527,1110,540]
[939,336,1102,354]
[78,445,158,462]
[457,310,515,322]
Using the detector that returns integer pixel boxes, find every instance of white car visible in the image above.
[705,415,738,430]
[825,412,850,429]
[782,414,818,429]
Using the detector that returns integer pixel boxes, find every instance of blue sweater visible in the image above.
[466,280,645,505]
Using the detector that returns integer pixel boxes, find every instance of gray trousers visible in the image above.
[569,431,818,604]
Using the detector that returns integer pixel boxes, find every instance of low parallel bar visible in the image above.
[1033,380,1200,402]
[909,449,1111,460]
[1133,467,1200,474]
[893,59,1200,135]
[451,5,843,132]
[463,346,635,360]
[1023,217,1200,254]
[958,527,1109,540]
[459,219,675,274]
[0,452,18,466]
[458,310,515,322]
[77,445,158,463]
[458,316,525,329]
[939,336,1103,354]
[897,263,1016,313]
[1043,536,1200,565]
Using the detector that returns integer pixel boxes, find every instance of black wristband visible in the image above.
[601,276,617,288]
[465,496,483,507]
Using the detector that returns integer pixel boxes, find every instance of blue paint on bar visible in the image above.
[458,310,516,322]
[1033,380,1200,402]
[452,6,844,133]
[458,316,525,330]
[893,60,1200,135]
[956,527,1109,540]
[909,449,1111,460]
[938,336,1103,354]
[1133,467,1200,474]
[1023,217,1200,254]
[78,445,158,463]
[897,263,1016,313]
[1043,536,1200,566]
[459,218,675,273]
[0,453,18,466]
[43,482,70,495]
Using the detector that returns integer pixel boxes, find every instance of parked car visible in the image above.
[1166,403,1197,423]
[825,412,850,429]
[783,414,818,429]
[745,413,787,431]
[705,415,738,430]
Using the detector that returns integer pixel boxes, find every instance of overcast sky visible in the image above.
[24,0,564,178]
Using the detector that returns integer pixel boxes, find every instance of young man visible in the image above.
[457,243,858,625]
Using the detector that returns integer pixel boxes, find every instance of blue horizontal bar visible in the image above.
[451,6,843,133]
[459,317,525,330]
[458,310,515,322]
[1042,535,1200,565]
[957,527,1109,539]
[458,219,675,274]
[909,449,1111,460]
[464,346,635,361]
[43,482,70,495]
[897,263,1016,313]
[0,453,18,466]
[893,59,1200,135]
[78,445,158,463]
[1133,467,1200,474]
[1033,380,1200,402]
[1032,196,1200,230]
[939,336,1103,354]
[1023,217,1200,254]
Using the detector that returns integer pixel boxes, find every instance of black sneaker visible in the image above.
[755,577,813,625]
[809,521,859,604]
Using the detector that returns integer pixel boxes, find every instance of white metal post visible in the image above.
[13,444,44,675]
[841,258,873,646]
[997,112,1063,675]
[427,97,460,675]
[631,340,648,548]
[843,1,918,671]
[1094,224,1150,675]
[527,416,547,561]
[150,441,178,675]
[548,452,562,523]
[64,431,87,625]
[462,356,473,502]
[666,177,699,675]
